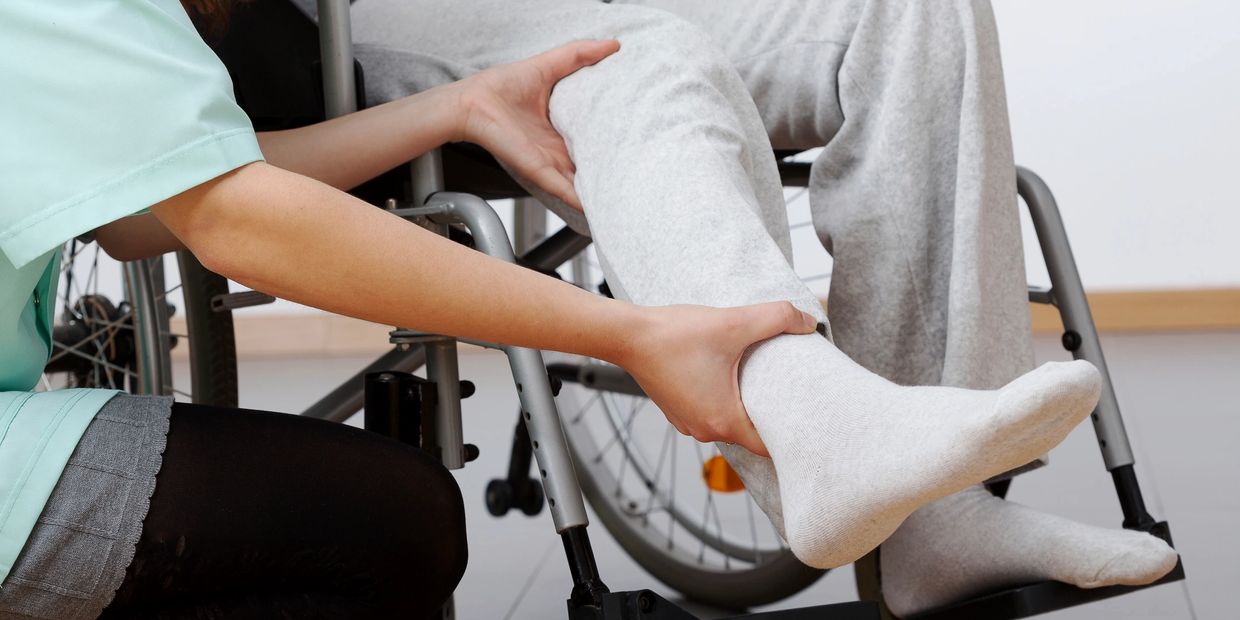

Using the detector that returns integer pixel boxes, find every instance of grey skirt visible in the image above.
[0,394,172,620]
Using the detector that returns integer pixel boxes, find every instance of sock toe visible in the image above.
[1002,361,1100,416]
[994,361,1101,442]
[880,487,1181,616]
[1078,533,1179,588]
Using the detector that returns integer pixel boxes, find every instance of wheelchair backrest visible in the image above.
[211,0,364,131]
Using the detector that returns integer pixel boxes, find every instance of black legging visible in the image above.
[99,403,468,620]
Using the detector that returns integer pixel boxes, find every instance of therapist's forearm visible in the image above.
[97,88,461,261]
[96,86,465,261]
[256,84,464,191]
[151,162,639,363]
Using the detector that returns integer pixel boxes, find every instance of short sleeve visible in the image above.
[0,0,264,268]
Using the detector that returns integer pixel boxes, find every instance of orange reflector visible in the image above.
[702,455,746,493]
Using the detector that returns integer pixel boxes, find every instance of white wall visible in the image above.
[996,0,1240,290]
[63,1,1240,321]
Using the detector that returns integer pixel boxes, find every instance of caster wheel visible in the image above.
[517,480,545,516]
[485,479,513,517]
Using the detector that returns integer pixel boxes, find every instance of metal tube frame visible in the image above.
[1018,166,1159,531]
[316,0,357,119]
[1018,167,1134,470]
[425,339,467,469]
[391,193,593,533]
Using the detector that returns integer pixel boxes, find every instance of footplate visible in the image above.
[568,590,880,620]
[907,522,1185,620]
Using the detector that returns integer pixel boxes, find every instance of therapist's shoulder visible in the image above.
[0,0,261,270]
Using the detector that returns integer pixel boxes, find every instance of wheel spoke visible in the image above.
[153,282,183,303]
[50,340,138,380]
[642,426,675,526]
[746,487,761,562]
[668,433,677,550]
[570,392,599,425]
[46,319,133,365]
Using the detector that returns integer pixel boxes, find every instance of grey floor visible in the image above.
[222,330,1239,619]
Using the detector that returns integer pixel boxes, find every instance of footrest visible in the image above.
[907,558,1184,620]
[906,519,1183,620]
[569,590,880,620]
[723,601,881,620]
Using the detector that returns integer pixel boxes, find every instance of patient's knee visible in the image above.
[560,7,734,90]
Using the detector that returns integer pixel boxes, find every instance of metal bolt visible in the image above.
[637,591,655,613]
[1061,330,1082,351]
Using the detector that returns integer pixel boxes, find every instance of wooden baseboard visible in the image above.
[172,288,1239,359]
[170,314,404,360]
[1027,288,1240,333]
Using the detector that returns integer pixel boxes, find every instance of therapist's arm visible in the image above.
[97,40,605,260]
[94,81,459,261]
[151,161,816,456]
[252,80,459,193]
[96,86,462,259]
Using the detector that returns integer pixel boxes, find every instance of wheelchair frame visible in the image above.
[296,1,1184,617]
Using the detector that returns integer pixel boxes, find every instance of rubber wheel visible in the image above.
[177,251,239,407]
[555,365,826,610]
[518,480,546,516]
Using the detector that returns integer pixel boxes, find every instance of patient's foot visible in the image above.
[735,334,1100,569]
[880,485,1180,617]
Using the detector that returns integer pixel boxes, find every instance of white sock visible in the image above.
[880,485,1180,617]
[727,333,1100,569]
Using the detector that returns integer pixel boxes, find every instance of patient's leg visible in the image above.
[538,6,1102,569]
[351,0,1098,569]
[636,0,1177,604]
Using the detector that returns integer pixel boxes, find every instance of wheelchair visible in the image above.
[43,0,1185,617]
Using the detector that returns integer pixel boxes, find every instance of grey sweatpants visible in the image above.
[349,0,1034,391]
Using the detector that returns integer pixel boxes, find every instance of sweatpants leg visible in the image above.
[631,0,1033,392]
[351,0,825,326]
[355,0,1032,387]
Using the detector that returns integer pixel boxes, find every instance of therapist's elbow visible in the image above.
[94,230,147,262]
[95,213,187,261]
[149,163,266,284]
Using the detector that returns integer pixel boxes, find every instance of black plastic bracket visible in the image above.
[1111,464,1158,531]
[363,371,436,446]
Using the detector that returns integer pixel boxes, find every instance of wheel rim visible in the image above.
[42,241,190,399]
[555,360,824,610]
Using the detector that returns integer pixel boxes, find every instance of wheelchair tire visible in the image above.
[176,251,240,407]
[554,359,825,610]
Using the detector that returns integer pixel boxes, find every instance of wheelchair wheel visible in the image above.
[555,360,825,609]
[41,241,238,406]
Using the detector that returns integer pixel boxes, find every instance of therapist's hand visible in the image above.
[450,39,620,210]
[620,302,821,458]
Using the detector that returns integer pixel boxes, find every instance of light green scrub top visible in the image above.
[0,0,263,584]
